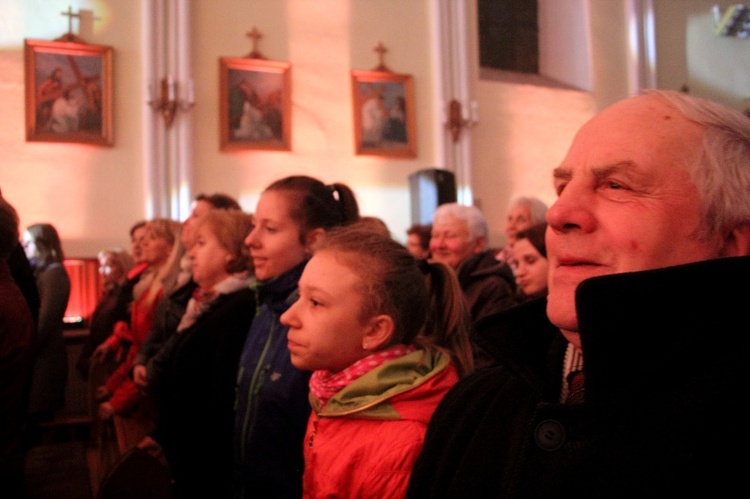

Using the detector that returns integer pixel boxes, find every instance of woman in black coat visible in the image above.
[138,210,256,498]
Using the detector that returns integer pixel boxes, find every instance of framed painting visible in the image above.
[351,69,416,158]
[219,57,291,152]
[24,39,113,146]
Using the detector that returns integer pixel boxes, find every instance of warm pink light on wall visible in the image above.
[63,258,103,326]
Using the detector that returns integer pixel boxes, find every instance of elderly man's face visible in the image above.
[545,94,724,348]
[429,215,484,269]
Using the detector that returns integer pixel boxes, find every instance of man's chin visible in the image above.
[546,294,578,336]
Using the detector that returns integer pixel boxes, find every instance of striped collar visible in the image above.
[560,342,584,402]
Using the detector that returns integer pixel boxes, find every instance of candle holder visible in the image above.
[148,77,195,128]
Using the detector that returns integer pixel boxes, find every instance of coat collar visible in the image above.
[475,256,750,408]
[253,259,307,314]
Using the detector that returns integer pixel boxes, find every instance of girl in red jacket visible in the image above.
[281,222,474,498]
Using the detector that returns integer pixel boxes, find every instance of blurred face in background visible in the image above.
[130,225,148,264]
[406,233,430,260]
[511,238,549,297]
[22,230,38,261]
[504,204,534,245]
[142,227,173,268]
[189,222,232,290]
[429,216,483,269]
[98,253,128,288]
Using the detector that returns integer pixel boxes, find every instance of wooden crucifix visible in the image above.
[56,6,96,43]
[372,41,391,72]
[245,27,265,59]
[56,6,85,43]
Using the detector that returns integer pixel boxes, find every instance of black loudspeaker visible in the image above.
[408,168,457,225]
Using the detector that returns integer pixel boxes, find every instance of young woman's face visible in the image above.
[189,223,232,290]
[281,250,371,373]
[130,226,147,264]
[511,238,549,297]
[244,190,309,281]
[22,230,38,260]
[142,228,173,267]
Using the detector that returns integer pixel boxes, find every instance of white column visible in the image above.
[626,0,657,95]
[432,0,475,206]
[174,0,194,222]
[141,0,167,218]
[141,0,193,221]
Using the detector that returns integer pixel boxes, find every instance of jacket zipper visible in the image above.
[308,415,318,448]
[239,314,276,462]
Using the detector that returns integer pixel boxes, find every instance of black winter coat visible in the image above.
[151,287,256,499]
[408,256,750,498]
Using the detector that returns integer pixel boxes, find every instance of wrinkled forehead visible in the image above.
[433,214,468,230]
[563,94,703,172]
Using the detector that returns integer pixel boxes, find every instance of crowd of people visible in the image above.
[1,88,748,497]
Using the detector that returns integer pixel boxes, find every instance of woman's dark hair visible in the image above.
[25,223,65,268]
[515,222,547,258]
[195,192,242,211]
[264,175,360,243]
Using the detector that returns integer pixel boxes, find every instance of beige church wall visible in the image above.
[468,0,597,248]
[190,0,440,245]
[0,0,146,257]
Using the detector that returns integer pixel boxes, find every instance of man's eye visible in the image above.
[606,181,627,190]
[310,299,321,307]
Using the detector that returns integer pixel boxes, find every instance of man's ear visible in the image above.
[304,228,326,255]
[721,223,750,257]
[362,314,395,351]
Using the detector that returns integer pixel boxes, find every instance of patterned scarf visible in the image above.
[309,344,416,402]
[177,287,218,332]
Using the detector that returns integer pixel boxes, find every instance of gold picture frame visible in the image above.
[219,57,291,152]
[351,69,416,158]
[24,38,113,146]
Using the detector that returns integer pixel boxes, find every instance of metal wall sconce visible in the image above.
[148,77,195,128]
[446,99,479,142]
